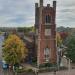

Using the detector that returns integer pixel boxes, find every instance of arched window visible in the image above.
[48,15,51,23]
[44,48,49,55]
[46,15,48,23]
[44,47,50,62]
[45,15,51,23]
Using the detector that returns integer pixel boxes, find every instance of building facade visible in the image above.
[35,0,57,66]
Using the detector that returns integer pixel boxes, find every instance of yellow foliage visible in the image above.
[56,32,62,47]
[3,34,28,64]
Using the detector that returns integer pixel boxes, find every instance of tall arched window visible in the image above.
[46,15,48,23]
[45,15,51,23]
[44,47,50,62]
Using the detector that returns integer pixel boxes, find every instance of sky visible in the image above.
[0,0,75,27]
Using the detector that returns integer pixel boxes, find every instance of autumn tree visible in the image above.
[2,34,28,65]
[59,32,68,42]
[56,32,62,47]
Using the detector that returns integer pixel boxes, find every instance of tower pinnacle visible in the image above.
[40,0,43,7]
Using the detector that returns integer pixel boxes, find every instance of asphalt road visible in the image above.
[39,69,75,75]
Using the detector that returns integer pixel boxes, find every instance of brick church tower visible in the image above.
[35,0,57,66]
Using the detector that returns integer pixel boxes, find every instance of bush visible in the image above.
[38,63,58,73]
[26,68,33,73]
[39,63,57,68]
[59,66,68,70]
[15,67,34,73]
[45,63,52,67]
[15,67,25,73]
[0,31,2,35]
[39,67,57,73]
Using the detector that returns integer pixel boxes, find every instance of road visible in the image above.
[39,69,75,75]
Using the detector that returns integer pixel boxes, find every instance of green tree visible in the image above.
[2,34,28,65]
[65,36,75,63]
[17,26,34,34]
[0,31,2,35]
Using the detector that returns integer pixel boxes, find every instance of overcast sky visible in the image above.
[0,0,75,27]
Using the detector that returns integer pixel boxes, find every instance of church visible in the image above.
[35,0,57,66]
[3,0,57,67]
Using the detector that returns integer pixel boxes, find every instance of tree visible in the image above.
[17,26,34,34]
[65,36,75,63]
[0,31,2,35]
[59,32,68,41]
[56,32,62,47]
[2,34,28,65]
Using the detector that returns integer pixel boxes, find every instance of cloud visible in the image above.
[56,0,75,27]
[0,0,75,27]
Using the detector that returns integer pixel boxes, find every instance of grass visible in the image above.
[15,66,34,73]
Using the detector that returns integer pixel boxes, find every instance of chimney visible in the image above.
[40,0,43,7]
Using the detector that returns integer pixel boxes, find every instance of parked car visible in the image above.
[2,60,9,69]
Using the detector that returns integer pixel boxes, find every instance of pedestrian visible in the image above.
[53,70,56,75]
[36,70,38,75]
[35,69,38,75]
